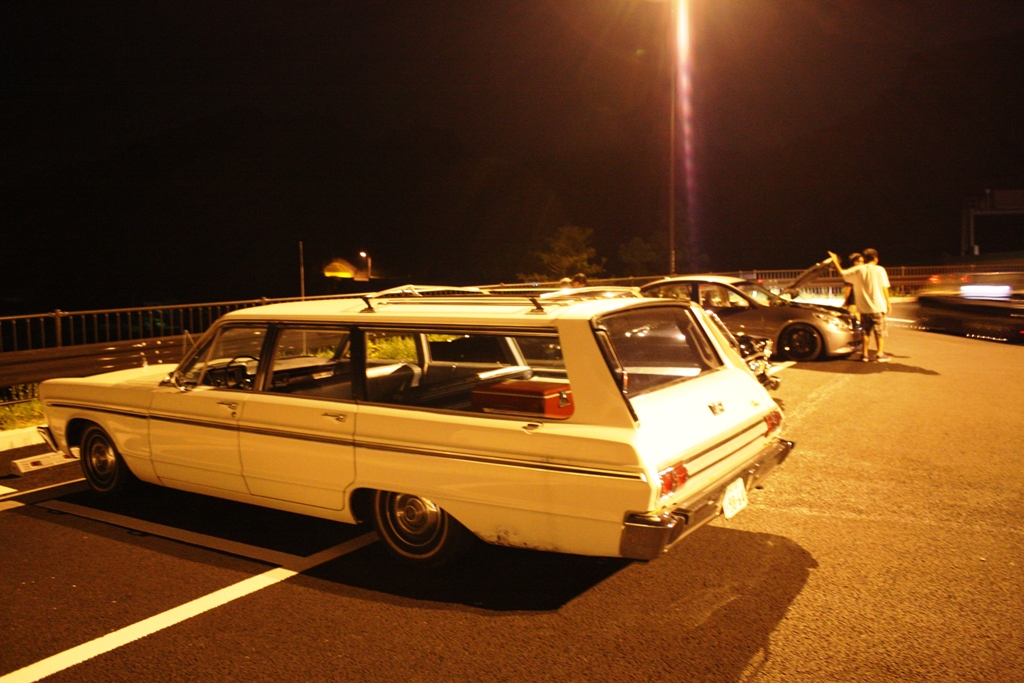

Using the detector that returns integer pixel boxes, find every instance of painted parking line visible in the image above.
[0,479,88,505]
[37,499,307,567]
[767,361,795,374]
[0,531,377,683]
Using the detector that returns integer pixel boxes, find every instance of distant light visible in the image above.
[960,285,1011,299]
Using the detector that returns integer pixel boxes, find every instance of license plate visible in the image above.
[722,477,749,519]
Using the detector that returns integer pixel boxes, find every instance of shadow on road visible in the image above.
[57,483,367,556]
[792,355,940,376]
[304,540,631,611]
[31,484,818,682]
[297,525,817,681]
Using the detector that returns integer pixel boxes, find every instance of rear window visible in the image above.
[598,306,721,397]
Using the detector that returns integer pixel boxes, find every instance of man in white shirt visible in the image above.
[828,248,892,362]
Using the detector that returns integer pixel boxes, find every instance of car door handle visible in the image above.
[322,412,348,423]
[522,422,542,432]
[218,401,239,410]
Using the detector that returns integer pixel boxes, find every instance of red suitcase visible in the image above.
[471,379,574,418]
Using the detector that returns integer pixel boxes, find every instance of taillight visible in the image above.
[764,409,782,436]
[659,461,689,497]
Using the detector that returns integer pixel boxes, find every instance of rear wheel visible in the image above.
[80,425,136,496]
[372,490,474,567]
[779,324,824,361]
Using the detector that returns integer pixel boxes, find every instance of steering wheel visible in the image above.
[224,355,259,389]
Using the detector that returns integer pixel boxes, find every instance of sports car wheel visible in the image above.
[779,324,824,362]
[80,425,136,496]
[372,490,474,567]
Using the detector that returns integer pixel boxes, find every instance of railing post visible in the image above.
[54,310,62,348]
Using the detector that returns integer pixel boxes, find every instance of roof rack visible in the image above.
[335,283,637,312]
[365,294,557,310]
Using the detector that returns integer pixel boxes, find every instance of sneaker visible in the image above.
[875,353,891,363]
[861,355,870,362]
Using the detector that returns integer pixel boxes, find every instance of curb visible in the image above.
[0,426,45,452]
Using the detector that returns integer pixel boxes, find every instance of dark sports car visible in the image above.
[640,275,861,361]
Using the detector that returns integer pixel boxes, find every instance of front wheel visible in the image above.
[372,490,474,567]
[779,324,824,362]
[80,425,137,497]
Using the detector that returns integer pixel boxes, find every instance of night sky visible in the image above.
[4,1,1024,314]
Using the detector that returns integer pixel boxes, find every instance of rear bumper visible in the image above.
[619,437,794,561]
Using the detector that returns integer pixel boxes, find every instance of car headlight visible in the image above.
[814,312,852,331]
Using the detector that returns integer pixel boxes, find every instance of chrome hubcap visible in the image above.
[86,438,116,484]
[388,494,442,548]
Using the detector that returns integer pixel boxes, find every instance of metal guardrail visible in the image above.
[0,293,351,355]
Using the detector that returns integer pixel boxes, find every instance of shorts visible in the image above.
[862,313,887,338]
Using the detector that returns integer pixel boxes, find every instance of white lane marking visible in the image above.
[0,500,23,512]
[780,374,853,431]
[0,531,377,683]
[767,361,795,375]
[37,500,304,567]
[0,479,88,504]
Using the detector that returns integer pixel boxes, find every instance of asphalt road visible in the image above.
[1,322,1022,683]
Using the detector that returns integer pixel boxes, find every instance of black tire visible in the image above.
[80,425,137,497]
[372,490,475,567]
[779,324,824,362]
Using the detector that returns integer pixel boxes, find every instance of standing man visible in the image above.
[841,252,865,324]
[828,248,892,362]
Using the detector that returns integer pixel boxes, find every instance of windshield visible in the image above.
[734,282,783,306]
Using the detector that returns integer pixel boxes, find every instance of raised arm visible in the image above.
[827,251,849,276]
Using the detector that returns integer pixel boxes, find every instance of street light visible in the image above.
[359,251,372,280]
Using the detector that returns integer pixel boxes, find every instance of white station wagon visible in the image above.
[38,292,793,566]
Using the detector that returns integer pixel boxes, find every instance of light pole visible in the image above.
[657,0,692,274]
[359,251,372,281]
[299,241,306,299]
[668,0,678,275]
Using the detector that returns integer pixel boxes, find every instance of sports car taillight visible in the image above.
[659,461,689,497]
[764,409,782,436]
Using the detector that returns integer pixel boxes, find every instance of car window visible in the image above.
[512,334,564,371]
[266,327,353,400]
[734,282,781,306]
[644,284,692,302]
[696,284,727,308]
[362,328,572,418]
[180,326,268,390]
[598,307,721,397]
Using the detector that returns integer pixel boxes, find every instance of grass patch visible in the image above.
[0,400,44,431]
[1,384,45,431]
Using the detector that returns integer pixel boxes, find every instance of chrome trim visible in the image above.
[37,425,59,452]
[681,415,767,470]
[48,402,147,420]
[242,424,355,447]
[357,438,646,481]
[149,413,238,432]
